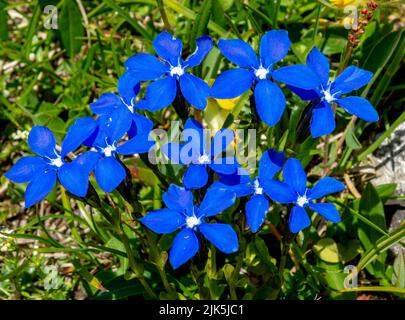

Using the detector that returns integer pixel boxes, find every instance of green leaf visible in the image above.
[337,240,361,263]
[59,0,84,57]
[392,251,405,289]
[345,123,362,150]
[190,0,212,49]
[358,183,387,276]
[314,238,340,264]
[358,226,405,273]
[0,0,8,41]
[375,183,397,204]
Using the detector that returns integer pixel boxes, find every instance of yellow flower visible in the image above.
[330,0,356,7]
[203,79,242,132]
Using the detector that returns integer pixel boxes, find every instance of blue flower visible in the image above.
[75,117,155,193]
[162,118,237,189]
[90,77,153,139]
[139,184,238,269]
[5,124,97,208]
[124,32,213,111]
[262,158,345,233]
[211,30,320,127]
[211,149,285,233]
[286,47,379,137]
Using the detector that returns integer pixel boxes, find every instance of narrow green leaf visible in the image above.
[59,0,85,57]
[190,0,212,49]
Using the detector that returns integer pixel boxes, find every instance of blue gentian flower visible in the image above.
[211,30,321,127]
[140,184,238,269]
[123,32,213,111]
[262,158,345,233]
[285,47,379,137]
[162,118,237,189]
[90,75,153,139]
[211,149,285,233]
[5,124,97,207]
[77,117,155,193]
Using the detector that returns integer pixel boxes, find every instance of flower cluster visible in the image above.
[5,30,376,269]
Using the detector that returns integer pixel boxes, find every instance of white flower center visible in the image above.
[103,145,116,157]
[50,157,63,168]
[198,154,210,164]
[186,215,200,229]
[253,179,263,195]
[322,89,335,103]
[254,66,269,80]
[296,195,309,207]
[170,65,184,77]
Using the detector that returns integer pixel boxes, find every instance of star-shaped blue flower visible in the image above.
[5,124,97,207]
[211,149,285,233]
[285,46,379,137]
[75,117,155,193]
[90,74,153,139]
[162,118,237,189]
[123,32,213,111]
[140,184,238,269]
[262,158,345,233]
[211,30,321,127]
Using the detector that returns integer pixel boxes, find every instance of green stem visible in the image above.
[313,4,321,42]
[272,0,281,28]
[156,0,172,32]
[278,232,293,289]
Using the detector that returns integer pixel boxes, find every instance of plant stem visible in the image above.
[272,0,281,28]
[313,4,321,42]
[156,0,172,32]
[278,232,293,289]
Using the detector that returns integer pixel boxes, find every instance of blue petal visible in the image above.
[209,157,238,175]
[179,73,211,110]
[210,128,235,157]
[336,96,379,122]
[254,79,286,127]
[218,39,259,68]
[306,47,330,86]
[5,156,46,183]
[117,133,154,155]
[199,223,238,254]
[260,30,291,67]
[183,164,208,190]
[198,187,236,217]
[332,66,373,95]
[184,117,206,156]
[310,101,336,138]
[211,68,254,99]
[124,53,167,80]
[184,35,213,68]
[90,93,121,115]
[162,184,194,216]
[272,65,321,90]
[308,202,340,223]
[58,162,89,197]
[283,158,307,195]
[309,177,345,200]
[169,228,199,269]
[25,170,57,208]
[153,32,183,66]
[258,149,285,182]
[139,208,185,234]
[94,157,126,192]
[246,194,269,233]
[73,151,100,174]
[145,76,177,111]
[118,71,141,105]
[261,180,296,204]
[132,113,154,135]
[61,117,98,157]
[287,85,321,101]
[28,126,56,158]
[104,106,133,142]
[289,205,311,233]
